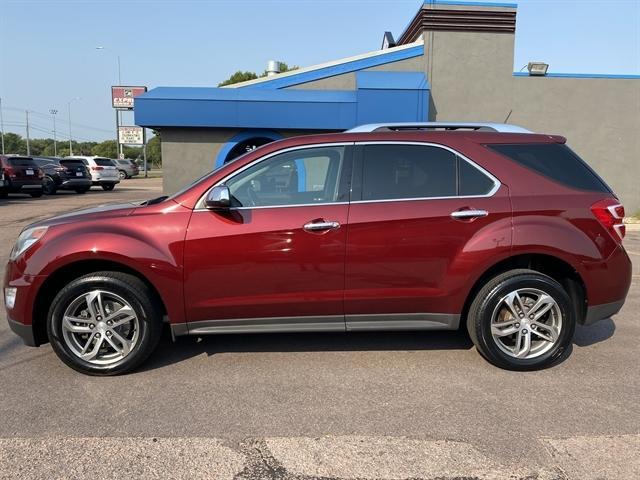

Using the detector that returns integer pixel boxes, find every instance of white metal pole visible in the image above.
[25,110,31,156]
[0,97,5,155]
[68,103,72,156]
[53,115,57,156]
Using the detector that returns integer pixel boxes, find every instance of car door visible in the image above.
[344,142,512,331]
[183,143,353,333]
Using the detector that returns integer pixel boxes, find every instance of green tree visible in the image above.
[2,132,26,154]
[218,71,258,87]
[91,140,117,158]
[218,62,298,86]
[146,135,161,167]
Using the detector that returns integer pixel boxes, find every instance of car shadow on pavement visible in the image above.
[140,326,475,372]
[573,318,615,347]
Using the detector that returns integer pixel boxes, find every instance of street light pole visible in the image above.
[25,110,31,156]
[97,46,124,159]
[67,97,80,156]
[0,97,5,155]
[49,109,58,156]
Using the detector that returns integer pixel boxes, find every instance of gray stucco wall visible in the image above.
[288,55,427,91]
[426,30,640,211]
[160,128,334,194]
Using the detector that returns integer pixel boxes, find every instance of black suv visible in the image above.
[32,157,92,195]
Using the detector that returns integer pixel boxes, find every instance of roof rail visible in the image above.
[346,122,532,133]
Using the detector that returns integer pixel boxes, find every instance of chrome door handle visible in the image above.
[303,221,341,232]
[450,209,488,219]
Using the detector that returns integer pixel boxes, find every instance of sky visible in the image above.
[0,0,639,143]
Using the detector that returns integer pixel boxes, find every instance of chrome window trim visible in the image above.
[195,142,354,211]
[352,141,500,203]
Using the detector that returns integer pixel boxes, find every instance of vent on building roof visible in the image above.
[266,60,281,77]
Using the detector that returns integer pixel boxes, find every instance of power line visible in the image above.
[2,105,114,134]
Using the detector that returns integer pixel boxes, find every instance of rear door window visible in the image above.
[361,144,457,201]
[488,143,611,193]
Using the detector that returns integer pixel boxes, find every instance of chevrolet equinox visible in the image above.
[4,123,632,375]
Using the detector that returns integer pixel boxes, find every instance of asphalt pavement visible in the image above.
[0,178,638,479]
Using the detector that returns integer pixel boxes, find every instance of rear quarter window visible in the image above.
[487,143,611,193]
[94,158,115,167]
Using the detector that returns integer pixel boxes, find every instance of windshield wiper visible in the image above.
[141,196,168,206]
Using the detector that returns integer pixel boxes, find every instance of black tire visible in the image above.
[29,191,43,198]
[466,269,575,371]
[47,271,163,376]
[42,176,57,195]
[118,170,127,180]
[101,183,116,191]
[75,187,90,194]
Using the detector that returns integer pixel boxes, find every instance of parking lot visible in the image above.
[0,180,638,479]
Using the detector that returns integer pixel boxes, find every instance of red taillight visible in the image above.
[91,166,104,171]
[37,168,44,179]
[591,198,625,241]
[4,166,16,177]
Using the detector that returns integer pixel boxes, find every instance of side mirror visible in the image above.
[205,185,231,209]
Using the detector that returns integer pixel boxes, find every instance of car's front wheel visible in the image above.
[42,176,57,195]
[118,170,127,180]
[47,272,163,375]
[467,269,575,371]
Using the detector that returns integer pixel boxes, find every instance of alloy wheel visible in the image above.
[60,290,140,366]
[490,288,562,359]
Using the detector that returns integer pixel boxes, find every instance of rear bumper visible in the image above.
[59,178,92,189]
[7,316,37,347]
[584,299,625,325]
[6,181,42,192]
[92,180,120,185]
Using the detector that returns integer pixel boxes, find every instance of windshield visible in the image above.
[60,160,85,168]
[8,158,37,167]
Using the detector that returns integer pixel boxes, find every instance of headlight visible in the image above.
[9,226,48,261]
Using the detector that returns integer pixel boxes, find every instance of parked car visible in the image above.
[32,157,92,195]
[4,123,632,375]
[0,155,44,198]
[114,159,140,180]
[64,156,119,191]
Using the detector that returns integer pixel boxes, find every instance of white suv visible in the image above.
[65,156,120,191]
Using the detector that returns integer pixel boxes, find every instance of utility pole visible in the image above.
[67,97,80,156]
[25,110,31,156]
[49,109,58,156]
[0,97,5,155]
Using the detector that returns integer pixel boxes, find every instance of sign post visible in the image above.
[111,86,147,162]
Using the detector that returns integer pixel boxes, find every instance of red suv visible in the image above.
[3,123,632,375]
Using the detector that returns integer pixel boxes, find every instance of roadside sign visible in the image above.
[111,86,147,109]
[118,126,145,145]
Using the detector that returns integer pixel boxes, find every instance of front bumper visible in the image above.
[7,316,37,346]
[4,262,47,347]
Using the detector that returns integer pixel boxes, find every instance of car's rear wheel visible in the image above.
[47,272,163,375]
[42,176,57,195]
[467,269,575,371]
[101,183,116,191]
